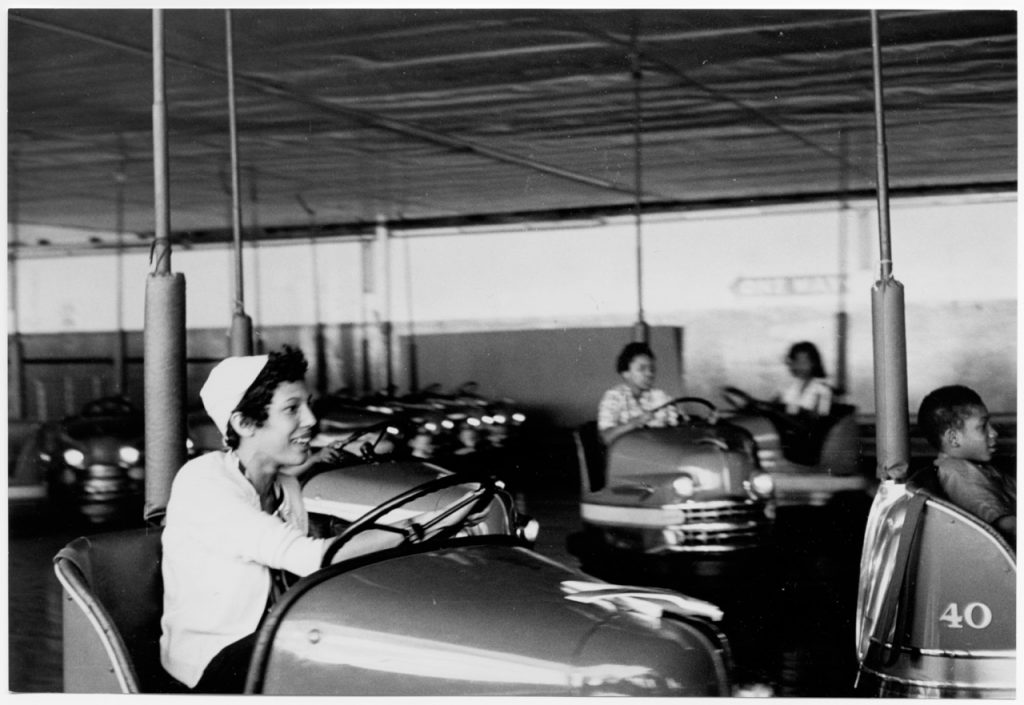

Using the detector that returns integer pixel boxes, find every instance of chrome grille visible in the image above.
[598,499,771,553]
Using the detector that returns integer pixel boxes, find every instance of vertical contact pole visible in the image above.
[113,145,128,396]
[144,9,188,523]
[376,216,395,395]
[872,13,894,281]
[835,129,849,397]
[403,235,420,394]
[152,11,171,278]
[8,150,25,420]
[226,9,253,355]
[869,10,910,482]
[630,22,648,344]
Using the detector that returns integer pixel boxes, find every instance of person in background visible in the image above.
[771,341,834,465]
[160,346,482,693]
[777,341,833,418]
[597,341,679,446]
[917,384,1014,545]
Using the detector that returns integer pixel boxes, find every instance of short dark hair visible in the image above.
[616,341,654,373]
[786,341,826,378]
[917,385,985,450]
[225,345,309,449]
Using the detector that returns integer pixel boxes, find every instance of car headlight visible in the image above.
[672,475,696,498]
[751,472,774,498]
[517,517,540,544]
[118,446,142,466]
[386,425,402,436]
[63,448,86,469]
[492,413,507,424]
[511,412,526,423]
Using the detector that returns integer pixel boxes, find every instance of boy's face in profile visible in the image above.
[945,404,998,462]
[621,354,656,392]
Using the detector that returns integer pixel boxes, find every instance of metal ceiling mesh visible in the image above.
[7,9,1017,249]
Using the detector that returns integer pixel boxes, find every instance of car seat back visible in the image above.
[816,403,859,475]
[904,462,946,499]
[53,526,186,693]
[573,421,606,493]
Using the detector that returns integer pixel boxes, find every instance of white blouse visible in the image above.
[780,378,833,416]
[160,450,327,687]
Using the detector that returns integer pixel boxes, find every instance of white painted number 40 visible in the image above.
[939,602,993,630]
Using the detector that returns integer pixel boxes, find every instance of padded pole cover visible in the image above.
[870,278,910,481]
[230,311,253,356]
[144,272,188,522]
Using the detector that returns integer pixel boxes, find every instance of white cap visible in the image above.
[199,355,269,437]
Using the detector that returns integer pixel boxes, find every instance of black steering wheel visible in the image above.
[320,471,498,568]
[327,420,399,461]
[648,395,718,424]
[721,386,774,413]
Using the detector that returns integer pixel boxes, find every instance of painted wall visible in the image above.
[8,192,1017,421]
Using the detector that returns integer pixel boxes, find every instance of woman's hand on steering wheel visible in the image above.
[320,472,498,568]
[399,487,489,544]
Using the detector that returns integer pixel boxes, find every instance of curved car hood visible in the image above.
[303,460,471,522]
[605,427,759,501]
[258,543,727,696]
[315,406,393,431]
[610,424,750,461]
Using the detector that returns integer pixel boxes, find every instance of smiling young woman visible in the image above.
[159,346,480,693]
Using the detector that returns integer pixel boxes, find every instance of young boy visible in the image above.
[917,385,1015,544]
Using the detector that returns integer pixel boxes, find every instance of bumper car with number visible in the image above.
[855,467,1015,697]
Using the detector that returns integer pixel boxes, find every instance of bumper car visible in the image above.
[570,397,775,567]
[36,395,145,524]
[720,386,874,507]
[855,467,1015,697]
[54,431,739,696]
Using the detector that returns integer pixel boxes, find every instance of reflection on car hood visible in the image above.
[302,460,463,522]
[259,543,728,696]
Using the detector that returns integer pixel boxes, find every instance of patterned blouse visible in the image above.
[597,384,679,431]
